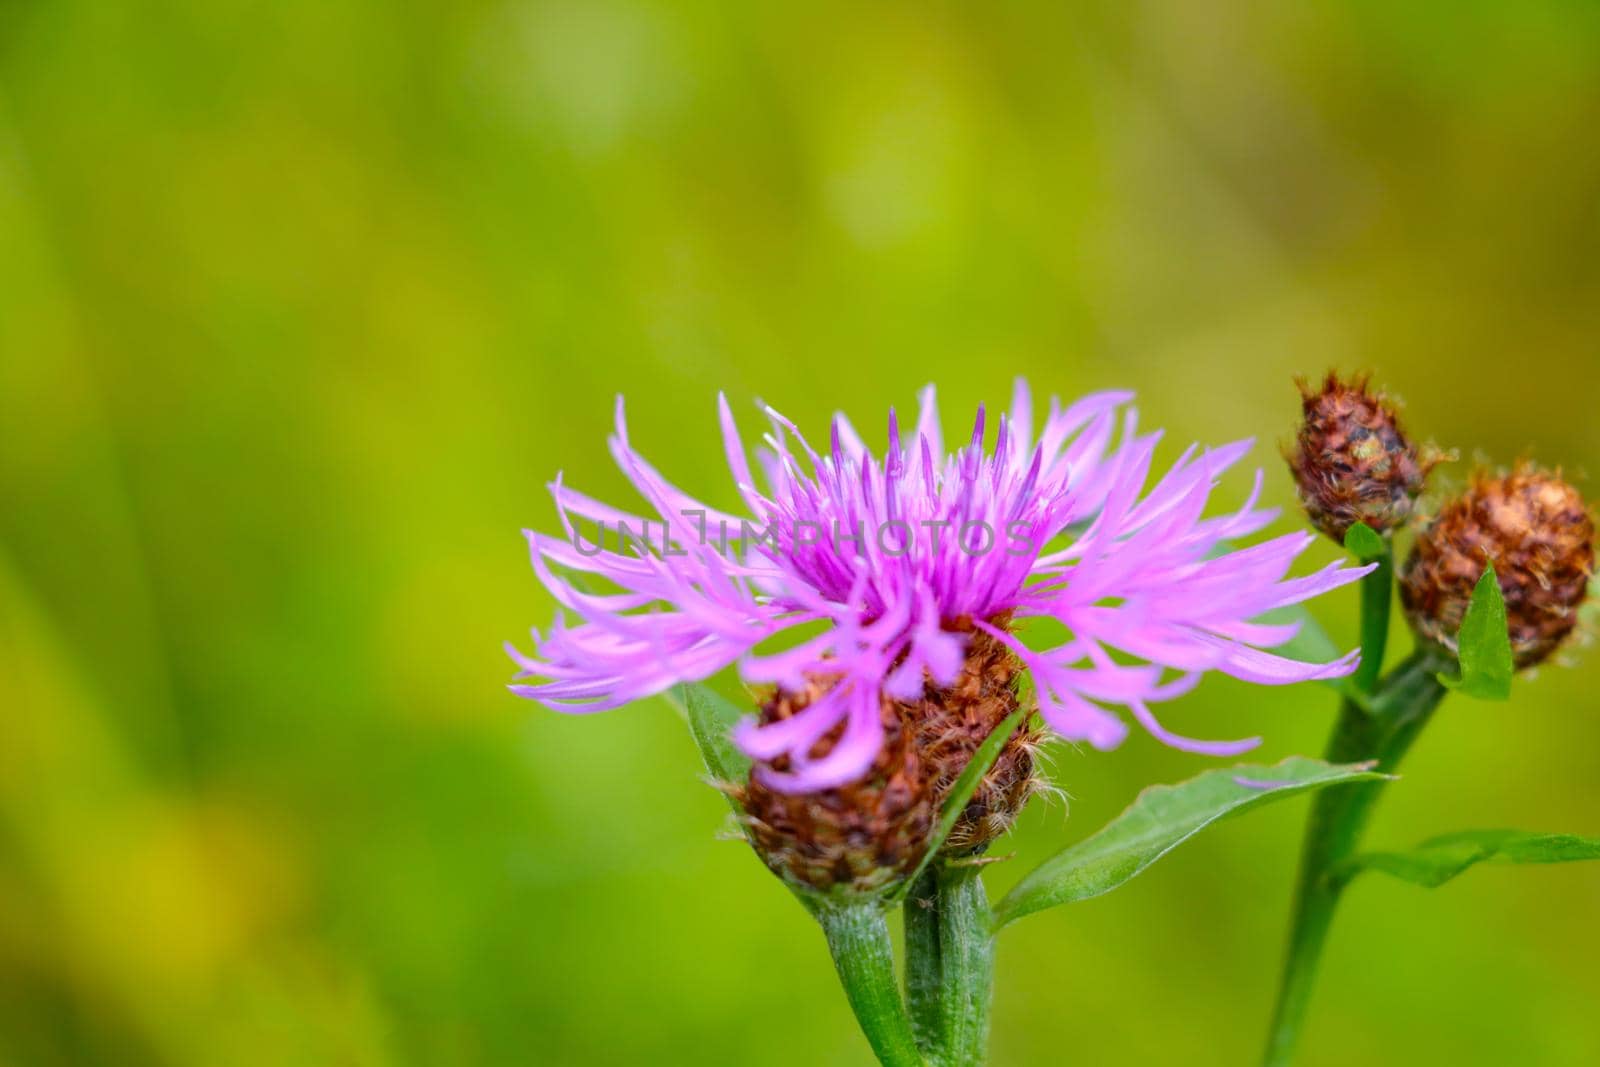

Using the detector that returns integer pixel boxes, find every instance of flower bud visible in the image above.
[1286,373,1442,543]
[1399,467,1595,669]
[735,625,1039,895]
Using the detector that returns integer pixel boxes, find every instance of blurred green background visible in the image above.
[3,2,1599,1064]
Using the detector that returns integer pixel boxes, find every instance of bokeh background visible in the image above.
[3,2,1600,1064]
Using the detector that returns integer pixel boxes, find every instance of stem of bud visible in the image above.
[1261,647,1450,1067]
[1351,541,1393,694]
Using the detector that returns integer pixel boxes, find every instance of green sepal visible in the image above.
[1343,521,1385,560]
[1438,564,1513,700]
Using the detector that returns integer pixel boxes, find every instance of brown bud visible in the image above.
[1399,467,1596,669]
[1286,373,1442,543]
[734,622,1040,895]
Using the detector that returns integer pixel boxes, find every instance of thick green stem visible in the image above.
[904,865,996,1067]
[939,867,996,1067]
[1351,545,1393,694]
[819,900,926,1067]
[1262,649,1449,1067]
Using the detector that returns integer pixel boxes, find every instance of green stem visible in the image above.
[1261,649,1449,1067]
[904,870,943,1054]
[904,865,996,1066]
[818,900,926,1067]
[1351,545,1393,694]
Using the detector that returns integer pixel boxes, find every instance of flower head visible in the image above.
[1400,466,1595,668]
[509,381,1370,796]
[1286,372,1443,543]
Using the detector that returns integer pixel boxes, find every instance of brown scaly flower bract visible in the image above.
[734,620,1040,895]
[907,617,1041,856]
[1400,467,1596,669]
[1286,372,1443,543]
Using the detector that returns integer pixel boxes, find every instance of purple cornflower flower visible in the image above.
[509,382,1371,793]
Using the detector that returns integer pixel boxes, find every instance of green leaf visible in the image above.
[1439,564,1513,700]
[668,682,753,788]
[990,757,1386,929]
[1340,829,1600,888]
[1343,521,1385,561]
[891,707,1028,903]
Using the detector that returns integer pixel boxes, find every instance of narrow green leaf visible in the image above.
[1340,829,1600,888]
[1343,521,1385,561]
[991,758,1386,929]
[1439,564,1513,700]
[891,707,1028,903]
[668,682,753,787]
